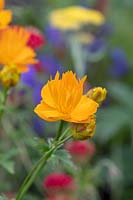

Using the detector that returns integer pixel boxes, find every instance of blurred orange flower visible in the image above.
[34,71,98,123]
[0,0,12,29]
[0,27,37,73]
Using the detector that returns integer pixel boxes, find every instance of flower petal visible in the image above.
[70,96,98,123]
[0,10,12,29]
[41,83,57,108]
[34,101,67,122]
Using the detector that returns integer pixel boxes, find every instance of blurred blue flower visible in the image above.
[110,48,129,77]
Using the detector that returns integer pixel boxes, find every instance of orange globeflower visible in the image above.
[0,26,37,73]
[34,71,98,123]
[0,0,12,29]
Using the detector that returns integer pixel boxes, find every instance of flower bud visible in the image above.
[87,87,107,105]
[70,115,96,140]
[0,65,20,88]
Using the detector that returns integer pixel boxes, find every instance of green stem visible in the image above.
[58,126,71,141]
[16,125,71,200]
[0,87,9,122]
[57,134,72,146]
[55,120,64,141]
[16,147,55,200]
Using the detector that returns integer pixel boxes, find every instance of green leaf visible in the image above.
[33,137,49,153]
[1,149,18,160]
[0,149,17,174]
[108,82,133,109]
[0,91,4,103]
[122,146,133,184]
[0,161,14,174]
[94,107,129,143]
[0,196,8,200]
[0,105,5,112]
[23,193,42,200]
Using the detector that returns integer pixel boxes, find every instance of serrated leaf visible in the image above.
[54,149,74,167]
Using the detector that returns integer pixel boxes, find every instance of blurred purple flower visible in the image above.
[110,48,129,77]
[21,64,43,105]
[21,68,45,136]
[37,54,63,77]
[45,25,65,48]
[95,23,113,37]
[21,55,63,105]
[21,54,63,85]
[79,2,90,8]
[32,116,45,137]
[88,38,106,53]
[21,66,37,87]
[32,82,43,105]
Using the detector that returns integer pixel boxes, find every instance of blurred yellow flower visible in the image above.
[0,27,37,73]
[50,6,105,30]
[34,71,98,123]
[75,32,94,44]
[64,6,105,25]
[0,0,12,29]
[0,64,20,88]
[50,10,80,30]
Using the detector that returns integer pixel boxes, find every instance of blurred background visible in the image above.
[0,0,133,199]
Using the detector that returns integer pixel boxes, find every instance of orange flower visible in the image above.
[34,71,98,123]
[0,0,4,8]
[0,26,37,73]
[0,0,12,29]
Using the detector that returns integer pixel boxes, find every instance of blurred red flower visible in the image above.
[43,172,75,191]
[65,140,96,164]
[26,26,46,49]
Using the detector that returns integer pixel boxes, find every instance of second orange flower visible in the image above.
[0,26,38,73]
